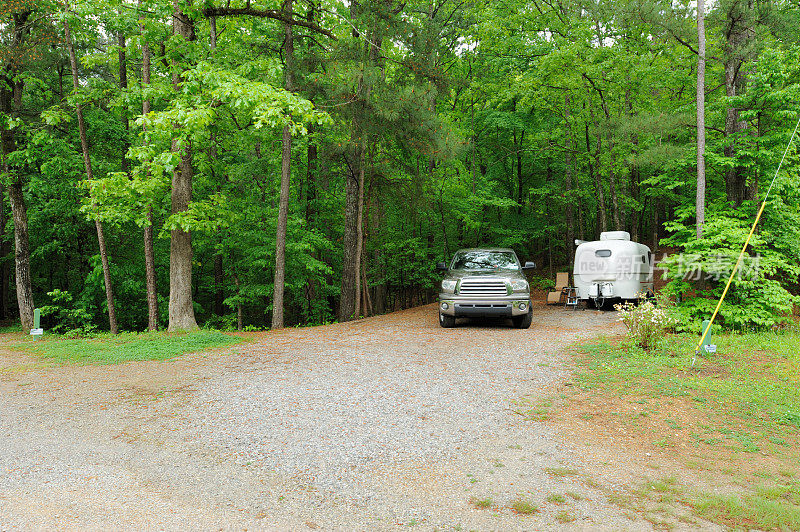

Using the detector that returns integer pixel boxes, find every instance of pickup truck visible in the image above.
[437,248,534,329]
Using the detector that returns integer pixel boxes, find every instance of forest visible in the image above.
[1,0,799,334]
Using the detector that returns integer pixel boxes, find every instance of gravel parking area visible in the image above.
[0,302,662,530]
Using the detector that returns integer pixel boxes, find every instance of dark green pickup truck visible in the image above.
[436,248,534,329]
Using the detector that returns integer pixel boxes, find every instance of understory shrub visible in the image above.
[39,289,98,336]
[661,205,800,332]
[614,293,678,350]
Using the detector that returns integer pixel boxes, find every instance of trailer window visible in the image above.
[595,249,612,258]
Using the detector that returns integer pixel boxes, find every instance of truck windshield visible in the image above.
[451,251,519,270]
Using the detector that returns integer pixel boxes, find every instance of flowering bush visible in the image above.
[614,294,678,350]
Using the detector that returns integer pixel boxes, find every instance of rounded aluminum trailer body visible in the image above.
[573,232,654,302]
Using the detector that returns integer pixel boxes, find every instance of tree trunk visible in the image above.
[564,93,576,266]
[585,121,607,234]
[234,273,243,331]
[305,129,317,224]
[339,8,375,322]
[118,32,130,174]
[144,210,158,330]
[304,133,319,321]
[271,0,295,329]
[0,185,8,319]
[516,131,525,214]
[168,0,198,331]
[722,0,755,206]
[7,183,34,330]
[65,15,119,334]
[207,15,224,319]
[2,12,34,329]
[696,0,706,239]
[652,202,659,252]
[607,139,621,231]
[140,3,159,331]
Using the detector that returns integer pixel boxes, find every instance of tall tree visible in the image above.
[64,7,119,334]
[271,0,295,329]
[167,0,198,331]
[1,8,35,330]
[722,0,756,206]
[340,2,382,322]
[139,0,158,331]
[696,0,706,238]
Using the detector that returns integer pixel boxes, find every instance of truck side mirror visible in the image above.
[436,261,447,271]
[522,261,536,270]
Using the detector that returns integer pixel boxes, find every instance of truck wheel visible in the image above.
[512,311,532,329]
[439,312,456,328]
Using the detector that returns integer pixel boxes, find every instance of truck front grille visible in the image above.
[458,279,508,296]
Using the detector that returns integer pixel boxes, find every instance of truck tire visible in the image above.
[512,311,532,329]
[439,312,456,328]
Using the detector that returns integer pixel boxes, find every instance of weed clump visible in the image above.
[510,497,538,515]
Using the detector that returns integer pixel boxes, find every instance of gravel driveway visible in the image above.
[1,302,658,530]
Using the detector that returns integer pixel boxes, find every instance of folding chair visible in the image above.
[546,272,569,305]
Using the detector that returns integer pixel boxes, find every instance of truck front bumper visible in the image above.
[438,296,531,317]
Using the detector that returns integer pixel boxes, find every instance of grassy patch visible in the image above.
[510,497,538,515]
[9,330,245,365]
[511,397,552,421]
[573,331,800,460]
[0,322,22,333]
[544,467,579,478]
[470,497,493,509]
[555,510,576,523]
[693,481,800,531]
[576,331,800,428]
[546,493,566,504]
[564,329,800,529]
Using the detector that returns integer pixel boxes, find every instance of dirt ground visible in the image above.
[0,302,725,530]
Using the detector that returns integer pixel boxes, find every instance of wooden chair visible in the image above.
[546,272,569,305]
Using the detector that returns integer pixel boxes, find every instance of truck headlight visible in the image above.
[441,279,457,293]
[510,279,529,292]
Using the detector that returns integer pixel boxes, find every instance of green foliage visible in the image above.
[39,289,98,336]
[12,329,244,365]
[662,204,800,331]
[2,0,798,333]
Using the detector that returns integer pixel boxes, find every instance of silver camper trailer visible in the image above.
[573,231,654,308]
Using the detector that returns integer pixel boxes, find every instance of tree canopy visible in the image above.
[1,0,798,333]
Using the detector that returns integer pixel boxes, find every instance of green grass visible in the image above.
[510,497,538,515]
[0,322,22,333]
[544,467,579,478]
[470,497,493,509]
[555,510,576,523]
[9,329,245,365]
[572,329,800,529]
[574,330,800,449]
[694,481,800,530]
[546,493,566,504]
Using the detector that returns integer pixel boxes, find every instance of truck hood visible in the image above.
[446,269,526,281]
